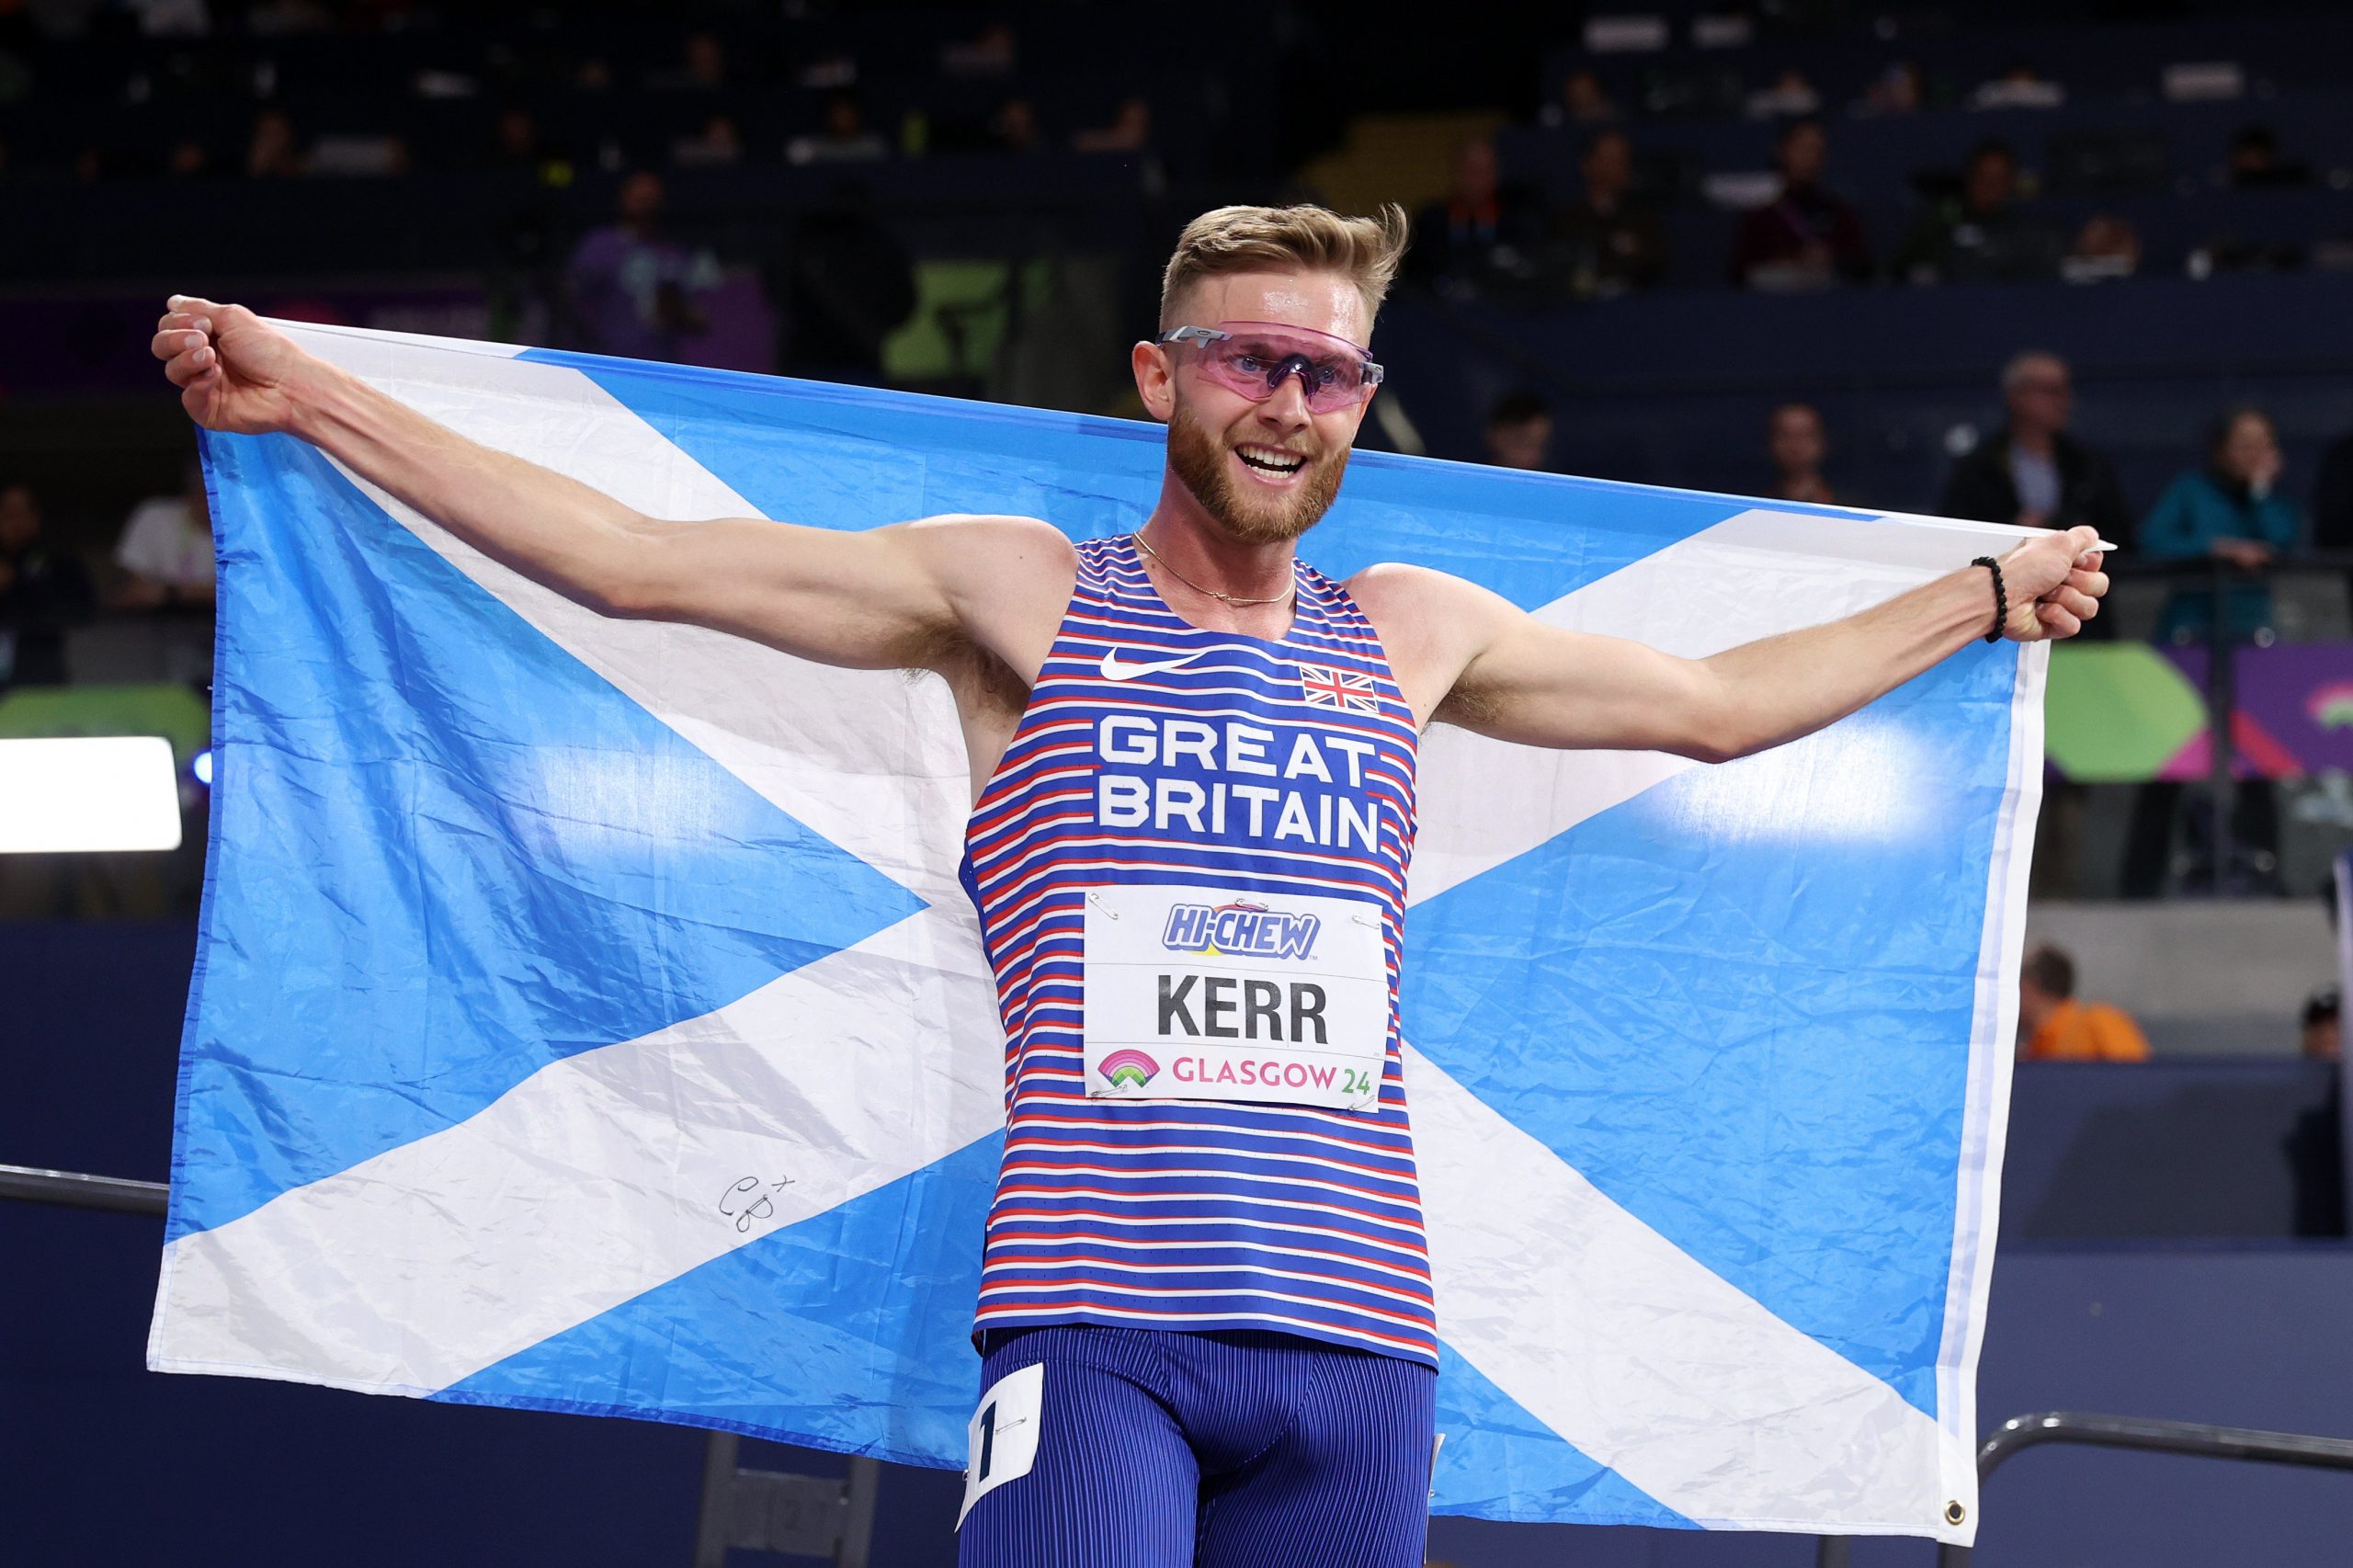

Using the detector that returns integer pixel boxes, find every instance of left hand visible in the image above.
[1996,524,2108,642]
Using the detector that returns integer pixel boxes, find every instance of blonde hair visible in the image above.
[1159,203,1412,334]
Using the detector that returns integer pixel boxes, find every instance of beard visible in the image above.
[1165,399,1351,546]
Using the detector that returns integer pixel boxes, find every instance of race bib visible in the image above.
[957,1361,1044,1528]
[1081,882,1389,1112]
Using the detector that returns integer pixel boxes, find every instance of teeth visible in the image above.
[1236,445,1307,473]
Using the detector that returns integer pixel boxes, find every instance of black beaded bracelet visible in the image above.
[1972,555,2006,642]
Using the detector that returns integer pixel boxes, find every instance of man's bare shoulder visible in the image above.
[1342,560,1481,615]
[887,514,1077,685]
[1343,561,1512,640]
[892,512,1078,597]
[1341,562,1516,725]
[894,512,1077,564]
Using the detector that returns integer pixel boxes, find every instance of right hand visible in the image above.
[153,296,311,435]
[2212,537,2274,571]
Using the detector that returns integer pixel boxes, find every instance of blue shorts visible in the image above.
[955,1325,1437,1568]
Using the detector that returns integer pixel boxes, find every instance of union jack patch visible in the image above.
[1297,663,1383,713]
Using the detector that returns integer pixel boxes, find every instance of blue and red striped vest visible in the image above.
[959,534,1434,1363]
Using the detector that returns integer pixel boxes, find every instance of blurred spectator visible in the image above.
[2124,408,2302,896]
[1745,68,1820,119]
[1552,129,1668,297]
[246,107,304,177]
[1857,60,1923,116]
[651,29,728,92]
[1481,392,1553,472]
[0,482,95,687]
[1767,403,1835,505]
[112,460,214,610]
[992,97,1041,154]
[1074,97,1152,154]
[1729,119,1870,290]
[789,92,888,165]
[1542,66,1619,127]
[484,106,570,182]
[940,21,1017,79]
[2312,425,2353,613]
[1969,61,2064,111]
[2141,406,2301,645]
[563,171,719,362]
[2228,125,2312,190]
[2062,213,2141,283]
[2018,944,2149,1061]
[165,137,210,178]
[2303,987,2342,1061]
[1406,136,1543,299]
[2288,985,2345,1236]
[767,181,916,385]
[1894,141,2063,285]
[673,112,743,168]
[1939,351,2131,542]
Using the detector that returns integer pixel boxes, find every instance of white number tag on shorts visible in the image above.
[957,1362,1044,1528]
[1082,881,1389,1112]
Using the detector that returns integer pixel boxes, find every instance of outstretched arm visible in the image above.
[1359,526,2106,761]
[153,297,1073,674]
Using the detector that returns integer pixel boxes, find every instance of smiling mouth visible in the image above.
[1234,446,1308,479]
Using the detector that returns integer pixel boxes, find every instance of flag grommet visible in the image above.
[1945,1501,1967,1526]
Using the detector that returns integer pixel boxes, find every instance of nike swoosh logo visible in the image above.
[1099,649,1211,682]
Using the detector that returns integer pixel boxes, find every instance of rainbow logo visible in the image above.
[2310,681,2353,731]
[1097,1049,1159,1089]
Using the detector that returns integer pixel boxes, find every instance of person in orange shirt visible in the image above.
[2018,943,2151,1061]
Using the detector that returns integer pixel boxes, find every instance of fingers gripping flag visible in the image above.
[150,324,2043,1546]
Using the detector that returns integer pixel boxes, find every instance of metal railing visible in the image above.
[6,1159,882,1565]
[0,1162,167,1215]
[1932,1410,2353,1566]
[19,1164,2353,1565]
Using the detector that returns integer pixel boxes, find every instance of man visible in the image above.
[2017,943,2149,1062]
[154,202,2104,1568]
[1893,140,2063,285]
[1404,136,1541,300]
[562,171,720,363]
[1940,351,2131,546]
[1767,401,1836,505]
[2302,986,2341,1062]
[1480,390,1553,472]
[113,459,216,611]
[1551,128,1669,296]
[0,481,94,687]
[1728,119,1871,290]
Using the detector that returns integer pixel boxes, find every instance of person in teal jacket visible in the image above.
[2140,407,2302,643]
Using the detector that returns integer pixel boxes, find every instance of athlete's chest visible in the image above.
[1045,627,1414,851]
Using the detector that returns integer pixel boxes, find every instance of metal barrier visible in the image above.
[1935,1410,2353,1566]
[0,1162,167,1216]
[20,1164,2353,1565]
[6,1161,882,1565]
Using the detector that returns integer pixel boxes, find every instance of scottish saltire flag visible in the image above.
[149,323,2043,1547]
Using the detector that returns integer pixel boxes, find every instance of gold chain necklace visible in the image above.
[1131,531,1296,608]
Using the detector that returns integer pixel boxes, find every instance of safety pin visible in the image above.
[1086,890,1119,919]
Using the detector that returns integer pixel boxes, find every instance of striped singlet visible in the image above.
[959,534,1434,1365]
